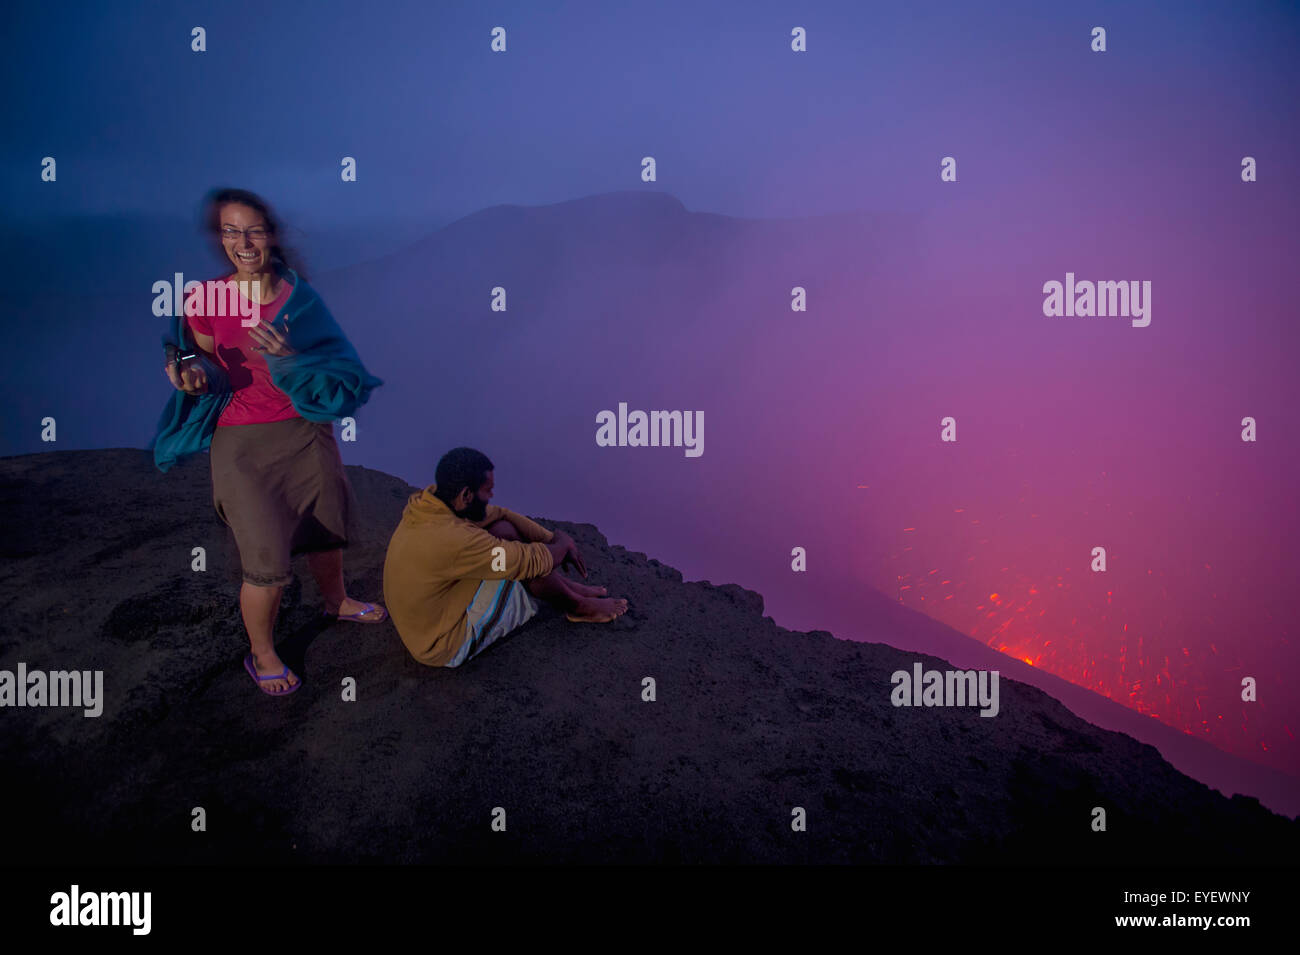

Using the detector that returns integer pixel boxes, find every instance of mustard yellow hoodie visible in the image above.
[383,485,556,666]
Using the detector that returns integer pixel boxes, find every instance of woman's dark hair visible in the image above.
[434,448,495,506]
[201,187,308,280]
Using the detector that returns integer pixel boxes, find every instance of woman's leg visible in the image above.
[241,580,298,692]
[212,419,311,691]
[302,426,386,621]
[307,547,385,619]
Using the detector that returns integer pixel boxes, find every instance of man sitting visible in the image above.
[383,447,628,667]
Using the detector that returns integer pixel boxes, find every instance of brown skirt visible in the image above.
[209,416,357,587]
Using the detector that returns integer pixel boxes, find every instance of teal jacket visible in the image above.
[150,266,383,472]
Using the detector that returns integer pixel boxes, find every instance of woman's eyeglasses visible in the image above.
[219,227,273,242]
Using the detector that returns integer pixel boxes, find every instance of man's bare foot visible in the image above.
[565,595,629,623]
[248,651,299,693]
[566,580,608,597]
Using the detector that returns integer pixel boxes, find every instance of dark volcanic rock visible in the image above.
[0,449,1295,864]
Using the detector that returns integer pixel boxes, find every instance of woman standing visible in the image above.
[163,188,386,696]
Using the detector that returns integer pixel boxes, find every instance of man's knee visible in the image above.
[485,519,519,540]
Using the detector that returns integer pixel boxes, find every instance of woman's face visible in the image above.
[218,202,273,277]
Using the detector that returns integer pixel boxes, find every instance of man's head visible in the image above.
[433,447,495,522]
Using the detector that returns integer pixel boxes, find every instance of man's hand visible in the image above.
[552,530,587,578]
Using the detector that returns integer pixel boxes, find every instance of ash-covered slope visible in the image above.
[0,449,1293,864]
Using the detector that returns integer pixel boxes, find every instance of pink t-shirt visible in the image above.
[185,276,299,426]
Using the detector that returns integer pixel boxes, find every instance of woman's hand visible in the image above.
[164,358,209,394]
[249,319,296,357]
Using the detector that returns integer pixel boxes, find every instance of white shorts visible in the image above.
[445,579,539,667]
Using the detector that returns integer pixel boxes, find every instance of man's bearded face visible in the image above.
[457,492,488,522]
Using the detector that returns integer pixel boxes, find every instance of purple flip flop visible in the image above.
[243,653,300,696]
[331,601,387,624]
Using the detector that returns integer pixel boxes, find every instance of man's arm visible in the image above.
[476,506,583,577]
[450,525,555,582]
[490,506,555,543]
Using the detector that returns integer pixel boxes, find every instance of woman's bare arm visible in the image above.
[189,323,216,356]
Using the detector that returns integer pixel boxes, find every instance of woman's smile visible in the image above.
[219,202,275,278]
